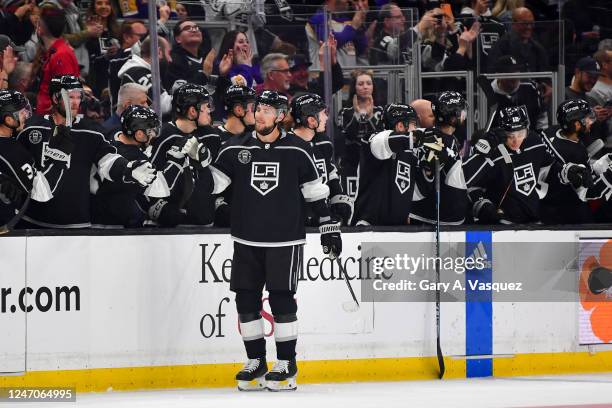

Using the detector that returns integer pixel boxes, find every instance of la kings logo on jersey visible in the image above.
[514,163,536,196]
[315,158,327,184]
[251,162,279,195]
[395,160,411,194]
[480,32,500,55]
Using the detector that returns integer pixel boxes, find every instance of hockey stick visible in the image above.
[434,157,445,379]
[0,191,30,235]
[335,256,359,312]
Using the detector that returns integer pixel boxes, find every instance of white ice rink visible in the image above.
[11,374,612,408]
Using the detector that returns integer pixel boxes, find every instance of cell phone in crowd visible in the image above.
[99,38,119,54]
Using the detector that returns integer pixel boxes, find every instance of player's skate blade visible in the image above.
[236,358,268,392]
[266,377,297,392]
[265,359,298,391]
[237,377,266,391]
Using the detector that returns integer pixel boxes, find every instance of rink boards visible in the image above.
[1,228,611,391]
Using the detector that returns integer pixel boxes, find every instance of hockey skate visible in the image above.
[236,357,268,391]
[265,359,298,391]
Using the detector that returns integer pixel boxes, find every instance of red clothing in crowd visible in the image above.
[36,38,80,114]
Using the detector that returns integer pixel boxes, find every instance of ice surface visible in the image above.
[14,374,612,408]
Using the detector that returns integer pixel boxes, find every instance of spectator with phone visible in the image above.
[84,0,120,97]
[414,8,480,73]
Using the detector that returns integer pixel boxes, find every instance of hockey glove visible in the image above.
[560,163,590,189]
[474,199,501,224]
[330,194,353,225]
[320,216,342,259]
[43,124,74,166]
[124,160,157,187]
[166,145,187,166]
[181,137,212,168]
[50,124,75,154]
[0,173,26,206]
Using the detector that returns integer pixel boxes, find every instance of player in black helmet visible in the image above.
[290,93,353,225]
[0,89,68,230]
[219,85,257,142]
[353,102,429,225]
[16,74,156,228]
[212,85,258,226]
[409,91,469,225]
[205,90,341,391]
[539,99,612,223]
[148,83,219,227]
[91,105,182,227]
[463,105,584,224]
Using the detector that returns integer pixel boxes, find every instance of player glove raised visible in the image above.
[181,136,212,168]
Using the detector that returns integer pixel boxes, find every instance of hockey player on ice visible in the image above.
[353,103,427,225]
[0,90,68,229]
[409,91,469,225]
[540,99,612,224]
[290,93,353,226]
[198,90,341,391]
[16,75,156,228]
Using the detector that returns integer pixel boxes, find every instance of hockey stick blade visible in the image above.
[335,257,359,312]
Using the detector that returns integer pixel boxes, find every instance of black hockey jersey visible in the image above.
[354,130,425,225]
[337,105,385,170]
[409,129,468,225]
[337,105,384,199]
[0,136,62,225]
[463,131,558,224]
[210,130,328,246]
[489,79,548,131]
[91,142,149,227]
[16,115,127,228]
[302,131,344,226]
[539,127,612,224]
[149,121,218,225]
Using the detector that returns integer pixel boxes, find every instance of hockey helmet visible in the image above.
[556,99,594,133]
[173,83,213,117]
[290,93,327,127]
[0,89,31,125]
[255,90,288,114]
[498,105,529,132]
[224,85,256,111]
[121,105,161,140]
[383,103,417,130]
[48,75,83,97]
[431,91,467,125]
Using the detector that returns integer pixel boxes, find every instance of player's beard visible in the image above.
[256,122,277,136]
